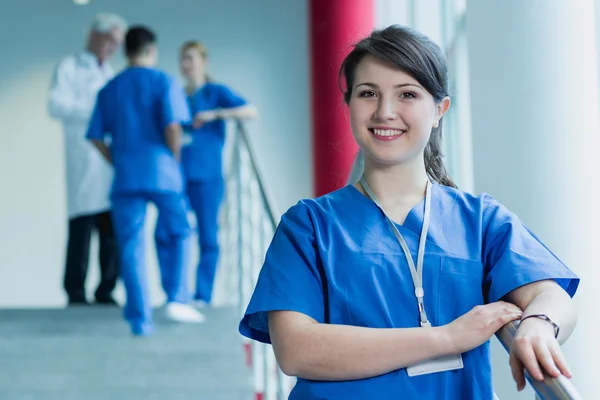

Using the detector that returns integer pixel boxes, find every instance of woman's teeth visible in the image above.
[372,128,405,137]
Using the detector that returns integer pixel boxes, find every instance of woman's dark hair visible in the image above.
[339,25,457,189]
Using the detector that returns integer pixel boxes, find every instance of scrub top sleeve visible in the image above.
[160,76,191,130]
[85,90,106,141]
[239,202,326,344]
[216,84,248,109]
[481,194,580,303]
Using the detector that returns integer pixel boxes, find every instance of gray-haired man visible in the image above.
[48,13,127,306]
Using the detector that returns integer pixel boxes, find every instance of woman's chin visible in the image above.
[362,149,414,168]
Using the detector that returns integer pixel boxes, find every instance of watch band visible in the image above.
[520,314,560,339]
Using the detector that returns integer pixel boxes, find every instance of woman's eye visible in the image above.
[400,92,416,99]
[358,90,377,98]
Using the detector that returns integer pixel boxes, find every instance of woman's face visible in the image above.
[349,55,449,167]
[180,48,206,81]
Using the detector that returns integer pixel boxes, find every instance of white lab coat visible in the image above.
[48,50,114,220]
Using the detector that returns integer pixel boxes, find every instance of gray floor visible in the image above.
[0,307,252,400]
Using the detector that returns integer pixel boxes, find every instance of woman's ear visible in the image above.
[437,96,451,119]
[433,96,451,128]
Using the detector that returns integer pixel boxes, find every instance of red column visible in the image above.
[309,0,374,197]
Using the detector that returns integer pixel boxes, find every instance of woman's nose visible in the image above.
[375,98,397,120]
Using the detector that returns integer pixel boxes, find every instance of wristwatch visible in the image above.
[520,314,560,338]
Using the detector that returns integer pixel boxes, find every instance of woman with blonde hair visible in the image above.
[156,41,257,307]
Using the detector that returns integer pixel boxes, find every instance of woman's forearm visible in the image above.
[507,280,577,344]
[269,311,455,381]
[216,104,257,120]
[521,285,577,344]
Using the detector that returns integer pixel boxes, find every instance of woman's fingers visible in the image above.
[515,337,544,381]
[549,342,572,378]
[532,340,560,379]
[509,352,526,391]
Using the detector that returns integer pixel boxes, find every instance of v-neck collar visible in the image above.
[345,183,434,235]
[188,83,209,97]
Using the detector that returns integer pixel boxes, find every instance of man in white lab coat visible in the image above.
[48,13,127,306]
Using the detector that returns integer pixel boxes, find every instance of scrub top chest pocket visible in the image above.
[437,256,485,326]
[332,251,444,329]
[336,252,485,329]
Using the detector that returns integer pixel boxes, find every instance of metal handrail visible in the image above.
[221,120,292,399]
[496,322,583,400]
[234,120,280,229]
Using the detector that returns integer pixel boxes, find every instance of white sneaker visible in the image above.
[193,299,209,309]
[164,302,206,323]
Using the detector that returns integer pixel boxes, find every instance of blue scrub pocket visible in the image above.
[335,252,443,329]
[437,256,484,326]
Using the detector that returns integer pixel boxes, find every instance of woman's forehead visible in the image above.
[354,56,418,86]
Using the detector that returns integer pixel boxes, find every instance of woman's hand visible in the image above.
[193,110,219,128]
[444,301,523,354]
[509,317,572,391]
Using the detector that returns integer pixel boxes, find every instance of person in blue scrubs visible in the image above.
[239,25,580,399]
[159,40,257,306]
[87,26,204,336]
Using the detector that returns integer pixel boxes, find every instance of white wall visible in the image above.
[0,0,311,307]
[375,0,411,28]
[468,1,600,398]
[597,0,600,106]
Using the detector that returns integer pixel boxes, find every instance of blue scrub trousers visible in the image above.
[111,191,191,335]
[187,178,225,303]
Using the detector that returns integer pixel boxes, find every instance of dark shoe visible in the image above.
[94,296,118,306]
[68,298,90,306]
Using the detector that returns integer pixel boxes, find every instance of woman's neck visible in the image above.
[187,76,206,91]
[359,156,429,209]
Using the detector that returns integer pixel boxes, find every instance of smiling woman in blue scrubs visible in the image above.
[177,41,257,305]
[239,26,580,399]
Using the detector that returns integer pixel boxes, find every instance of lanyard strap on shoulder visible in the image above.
[360,177,433,327]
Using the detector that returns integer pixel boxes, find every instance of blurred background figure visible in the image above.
[87,26,205,336]
[173,41,257,307]
[47,12,127,306]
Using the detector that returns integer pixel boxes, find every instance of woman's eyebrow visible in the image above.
[354,82,424,90]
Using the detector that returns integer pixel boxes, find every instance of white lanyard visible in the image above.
[360,176,433,327]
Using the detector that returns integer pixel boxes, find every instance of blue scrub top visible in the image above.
[87,67,191,195]
[239,183,580,400]
[181,83,247,182]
